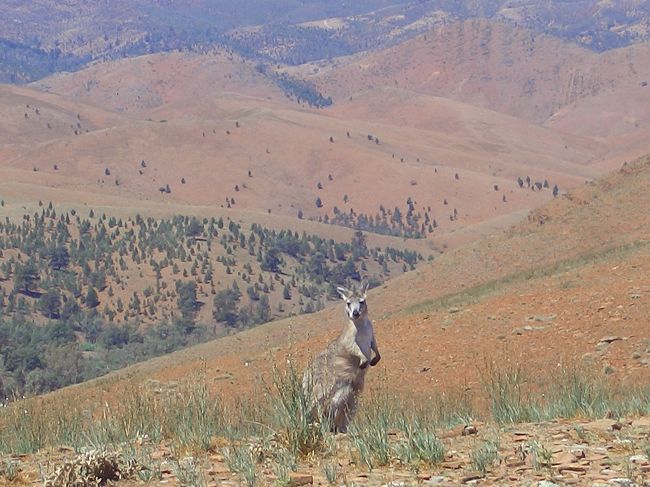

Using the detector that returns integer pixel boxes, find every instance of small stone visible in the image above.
[569,446,587,460]
[424,477,447,485]
[462,425,478,436]
[529,314,556,322]
[461,474,482,483]
[599,336,622,344]
[558,464,587,474]
[582,352,596,363]
[608,479,634,486]
[289,473,313,486]
[537,481,561,487]
[629,454,648,463]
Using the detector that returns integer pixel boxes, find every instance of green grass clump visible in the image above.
[223,445,258,487]
[164,380,223,455]
[470,436,500,475]
[481,359,650,424]
[268,362,332,458]
[349,395,445,472]
[393,415,444,467]
[528,440,552,472]
[348,395,396,471]
[172,457,206,487]
[481,359,540,424]
[322,462,339,485]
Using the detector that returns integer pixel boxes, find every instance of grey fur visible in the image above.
[303,285,381,432]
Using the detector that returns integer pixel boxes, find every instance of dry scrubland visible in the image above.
[0,13,650,486]
[1,158,648,486]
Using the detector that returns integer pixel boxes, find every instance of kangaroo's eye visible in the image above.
[346,301,351,306]
[359,299,365,304]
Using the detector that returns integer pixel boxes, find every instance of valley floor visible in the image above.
[5,416,650,486]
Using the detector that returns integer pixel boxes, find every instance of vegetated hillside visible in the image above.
[7,63,608,243]
[60,155,650,403]
[313,19,650,128]
[0,200,425,397]
[0,37,88,84]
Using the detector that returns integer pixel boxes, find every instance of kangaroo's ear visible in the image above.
[336,286,349,300]
[361,280,369,298]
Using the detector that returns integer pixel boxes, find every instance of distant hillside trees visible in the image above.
[255,64,332,108]
[13,260,39,294]
[0,202,421,396]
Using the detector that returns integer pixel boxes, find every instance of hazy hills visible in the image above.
[0,46,604,241]
[1,1,649,83]
[313,18,650,130]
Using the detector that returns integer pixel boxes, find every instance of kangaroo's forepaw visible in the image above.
[359,360,368,369]
[370,355,381,366]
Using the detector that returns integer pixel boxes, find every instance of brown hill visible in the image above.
[33,50,285,115]
[2,81,605,244]
[0,84,122,146]
[4,45,620,247]
[312,18,650,135]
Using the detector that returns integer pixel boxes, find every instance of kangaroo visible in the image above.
[303,283,381,433]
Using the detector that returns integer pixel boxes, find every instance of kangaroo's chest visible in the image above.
[355,324,374,358]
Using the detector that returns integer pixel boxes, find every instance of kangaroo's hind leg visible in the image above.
[331,383,354,433]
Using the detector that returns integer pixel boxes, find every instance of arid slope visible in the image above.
[47,155,650,405]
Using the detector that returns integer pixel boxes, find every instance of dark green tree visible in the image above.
[176,281,199,320]
[85,287,100,308]
[261,247,282,273]
[213,289,240,327]
[49,246,70,271]
[13,260,39,294]
[39,289,61,318]
[254,295,271,324]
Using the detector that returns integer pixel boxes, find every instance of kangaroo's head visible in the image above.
[337,283,368,321]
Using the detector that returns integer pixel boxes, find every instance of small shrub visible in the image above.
[528,440,552,472]
[393,416,444,467]
[171,457,206,487]
[268,363,331,458]
[322,462,339,485]
[348,406,391,471]
[470,437,500,475]
[223,445,257,487]
[1,459,19,483]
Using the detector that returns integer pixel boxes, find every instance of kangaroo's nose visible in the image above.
[352,311,360,318]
